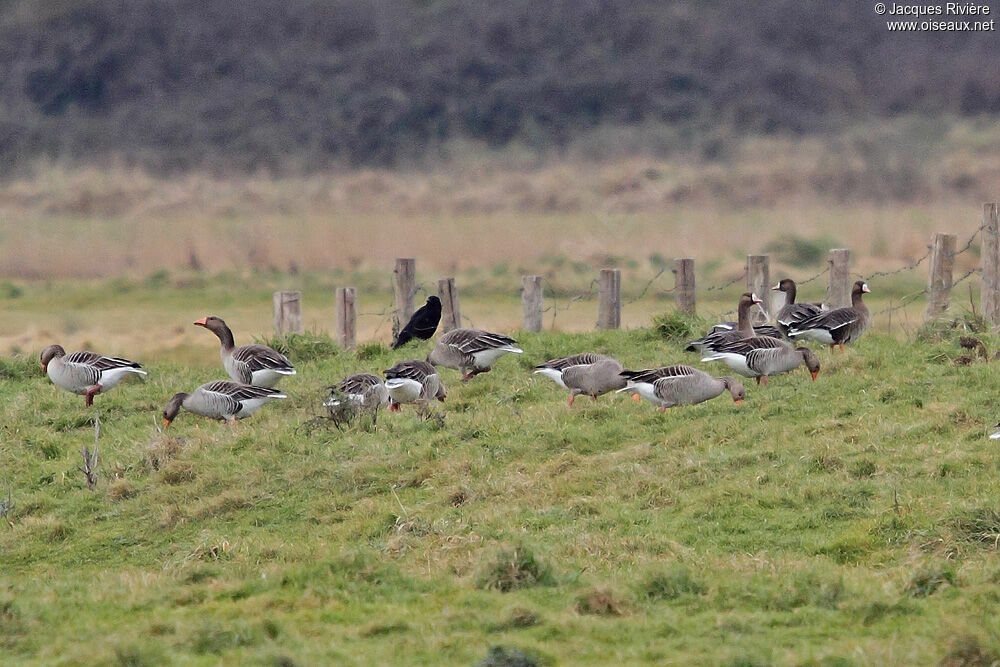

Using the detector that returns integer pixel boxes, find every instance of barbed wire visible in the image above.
[862,247,932,282]
[702,270,747,292]
[795,265,830,285]
[624,267,675,305]
[873,288,927,317]
[950,222,987,258]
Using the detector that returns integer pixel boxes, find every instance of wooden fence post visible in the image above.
[673,258,696,315]
[522,275,543,332]
[597,269,621,330]
[272,291,303,335]
[826,249,851,309]
[335,287,356,348]
[745,255,770,323]
[393,258,416,337]
[925,233,957,322]
[982,203,1000,327]
[437,277,461,333]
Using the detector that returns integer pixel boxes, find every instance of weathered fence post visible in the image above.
[745,255,770,323]
[522,275,543,332]
[982,203,1000,327]
[826,249,851,309]
[597,269,621,330]
[393,258,416,337]
[272,291,303,335]
[335,287,356,348]
[673,258,696,315]
[925,233,957,321]
[437,277,461,333]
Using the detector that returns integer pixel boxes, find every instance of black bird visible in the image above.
[392,296,442,349]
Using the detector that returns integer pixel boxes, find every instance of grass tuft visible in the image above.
[477,645,540,667]
[638,564,706,601]
[575,586,629,616]
[941,634,1000,667]
[651,310,704,343]
[477,544,555,592]
[253,331,340,363]
[904,564,956,597]
[951,508,1000,547]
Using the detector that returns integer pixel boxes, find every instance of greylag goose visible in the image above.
[324,373,390,411]
[685,293,765,353]
[383,359,446,411]
[427,328,523,380]
[162,380,286,427]
[194,316,296,387]
[392,296,442,349]
[618,365,745,412]
[772,279,823,336]
[533,353,626,406]
[40,345,147,406]
[701,336,820,385]
[787,281,871,349]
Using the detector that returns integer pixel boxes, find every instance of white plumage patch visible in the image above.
[471,346,523,369]
[788,328,835,345]
[533,367,568,389]
[98,366,147,389]
[385,378,423,404]
[701,352,754,377]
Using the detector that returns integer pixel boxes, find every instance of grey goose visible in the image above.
[533,353,627,406]
[324,373,390,412]
[618,365,745,412]
[383,360,446,412]
[427,328,523,380]
[162,380,286,427]
[40,344,147,406]
[701,336,820,385]
[194,315,296,387]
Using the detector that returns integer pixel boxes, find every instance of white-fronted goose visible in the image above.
[194,316,296,387]
[685,293,765,353]
[40,344,147,406]
[533,353,626,406]
[383,359,446,411]
[787,281,871,349]
[701,336,821,385]
[427,328,523,380]
[162,380,286,427]
[324,373,390,412]
[618,365,745,412]
[772,279,824,336]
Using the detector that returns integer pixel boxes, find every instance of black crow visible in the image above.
[392,296,442,349]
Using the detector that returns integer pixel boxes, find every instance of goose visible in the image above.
[533,354,626,406]
[162,380,286,427]
[40,345,147,406]
[383,360,446,412]
[427,328,523,380]
[989,423,1000,440]
[392,296,442,349]
[772,279,824,336]
[194,316,296,387]
[685,293,765,353]
[324,373,390,411]
[701,336,821,385]
[618,365,745,412]
[787,281,871,349]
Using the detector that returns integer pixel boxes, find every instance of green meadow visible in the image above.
[3,300,1000,664]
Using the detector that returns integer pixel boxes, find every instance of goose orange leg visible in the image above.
[85,385,101,406]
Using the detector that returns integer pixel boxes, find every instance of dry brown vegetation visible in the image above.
[2,121,996,280]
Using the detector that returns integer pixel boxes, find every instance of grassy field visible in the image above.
[3,298,1000,664]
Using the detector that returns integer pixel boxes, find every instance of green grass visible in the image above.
[3,320,1000,664]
